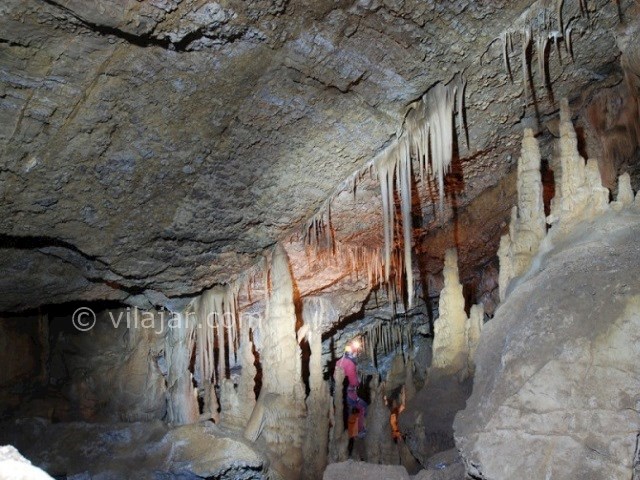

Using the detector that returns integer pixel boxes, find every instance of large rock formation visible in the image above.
[455,206,640,479]
[0,419,267,479]
[400,248,484,464]
[244,244,306,479]
[455,107,640,479]
[0,445,53,480]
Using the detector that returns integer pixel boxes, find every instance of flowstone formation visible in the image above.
[455,104,640,479]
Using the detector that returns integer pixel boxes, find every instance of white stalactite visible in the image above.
[537,31,548,86]
[374,75,466,309]
[522,27,532,104]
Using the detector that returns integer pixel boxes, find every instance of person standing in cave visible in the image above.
[335,342,367,434]
[347,407,360,457]
[390,400,403,444]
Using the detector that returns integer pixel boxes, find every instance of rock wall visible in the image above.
[1,308,168,423]
[0,314,47,418]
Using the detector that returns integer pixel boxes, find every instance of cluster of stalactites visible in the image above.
[190,285,241,392]
[361,319,414,367]
[501,0,595,103]
[376,74,467,310]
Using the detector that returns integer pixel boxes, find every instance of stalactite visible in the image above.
[398,137,414,309]
[165,309,199,425]
[378,150,396,284]
[537,31,549,86]
[423,81,458,205]
[549,30,562,65]
[503,31,513,81]
[522,26,532,104]
[191,286,242,421]
[565,26,574,61]
[579,0,588,16]
[216,295,226,381]
[556,0,564,32]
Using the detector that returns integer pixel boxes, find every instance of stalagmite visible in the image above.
[243,244,306,480]
[431,249,468,377]
[220,324,256,430]
[301,298,332,479]
[498,128,547,300]
[548,99,610,229]
[329,367,348,462]
[165,311,199,425]
[465,304,484,378]
[404,358,416,403]
[499,100,619,302]
[616,172,634,207]
[365,378,399,465]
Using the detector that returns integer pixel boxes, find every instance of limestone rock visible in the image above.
[615,172,635,208]
[323,461,411,480]
[455,210,640,480]
[548,99,610,229]
[0,419,267,479]
[0,0,629,313]
[244,244,306,479]
[431,249,484,381]
[0,445,53,480]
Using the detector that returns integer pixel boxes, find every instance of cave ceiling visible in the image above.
[0,0,630,312]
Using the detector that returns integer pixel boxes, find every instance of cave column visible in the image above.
[301,298,331,479]
[243,244,306,479]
